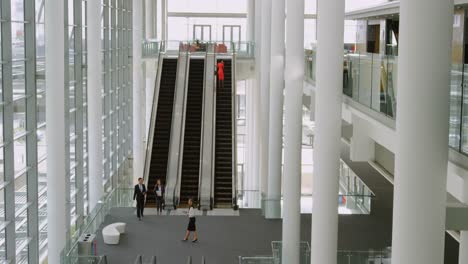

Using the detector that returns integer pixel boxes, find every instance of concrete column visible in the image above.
[311,0,345,263]
[260,0,272,210]
[133,0,145,182]
[87,0,104,210]
[45,0,66,262]
[246,0,255,42]
[460,178,468,264]
[265,0,285,219]
[281,0,304,262]
[391,1,453,264]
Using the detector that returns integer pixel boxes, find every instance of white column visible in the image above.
[46,0,66,262]
[87,0,104,210]
[145,0,157,143]
[460,178,468,264]
[265,0,285,219]
[260,0,272,210]
[391,1,453,264]
[161,0,167,41]
[133,0,145,182]
[282,0,304,262]
[246,0,255,42]
[248,0,262,207]
[145,0,156,39]
[311,0,345,263]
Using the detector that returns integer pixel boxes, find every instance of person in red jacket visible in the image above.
[217,60,225,88]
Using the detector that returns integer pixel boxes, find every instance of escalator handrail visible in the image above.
[165,45,190,208]
[231,47,238,207]
[143,46,165,187]
[198,44,216,210]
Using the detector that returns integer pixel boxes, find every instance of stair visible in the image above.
[147,58,178,206]
[179,59,205,206]
[214,59,233,207]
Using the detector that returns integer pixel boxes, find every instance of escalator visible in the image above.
[147,58,178,206]
[214,59,233,207]
[179,59,205,206]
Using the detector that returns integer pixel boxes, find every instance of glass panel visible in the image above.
[11,0,25,21]
[11,22,25,60]
[461,66,468,153]
[450,63,463,150]
[370,55,383,112]
[14,137,27,176]
[357,53,372,108]
[36,91,45,126]
[13,98,26,136]
[37,126,46,160]
[0,108,3,143]
[12,61,26,100]
[0,148,4,185]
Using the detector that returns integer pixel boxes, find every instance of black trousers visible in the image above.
[155,196,163,212]
[136,197,145,218]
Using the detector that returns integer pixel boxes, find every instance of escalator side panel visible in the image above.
[179,59,205,206]
[146,58,178,206]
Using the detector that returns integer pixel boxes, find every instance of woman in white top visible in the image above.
[182,198,198,242]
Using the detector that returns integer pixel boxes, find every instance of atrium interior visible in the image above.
[0,0,467,263]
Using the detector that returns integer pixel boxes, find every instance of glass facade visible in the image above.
[0,0,132,262]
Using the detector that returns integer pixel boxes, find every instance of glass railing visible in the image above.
[142,40,255,59]
[305,50,397,118]
[305,49,468,157]
[339,161,374,214]
[133,255,157,264]
[63,256,108,264]
[337,249,391,264]
[238,256,275,264]
[60,188,134,264]
[239,241,310,264]
[271,241,311,264]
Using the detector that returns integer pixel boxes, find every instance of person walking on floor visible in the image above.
[182,198,198,242]
[217,60,225,88]
[133,177,147,221]
[153,179,165,214]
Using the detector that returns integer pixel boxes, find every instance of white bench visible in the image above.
[102,222,126,245]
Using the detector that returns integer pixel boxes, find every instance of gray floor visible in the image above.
[94,142,458,264]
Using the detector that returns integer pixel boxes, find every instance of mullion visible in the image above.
[24,0,39,261]
[74,0,85,229]
[103,0,111,190]
[1,0,17,261]
[63,0,72,241]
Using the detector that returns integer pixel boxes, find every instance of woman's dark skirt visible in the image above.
[187,217,196,231]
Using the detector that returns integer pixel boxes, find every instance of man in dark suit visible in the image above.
[133,177,147,220]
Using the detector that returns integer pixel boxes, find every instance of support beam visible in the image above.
[311,0,345,263]
[281,0,304,261]
[391,1,454,264]
[265,0,285,219]
[46,0,66,262]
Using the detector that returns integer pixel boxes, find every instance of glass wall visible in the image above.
[0,0,132,262]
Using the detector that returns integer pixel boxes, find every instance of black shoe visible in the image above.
[192,239,198,243]
[182,239,188,242]
[138,217,141,221]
